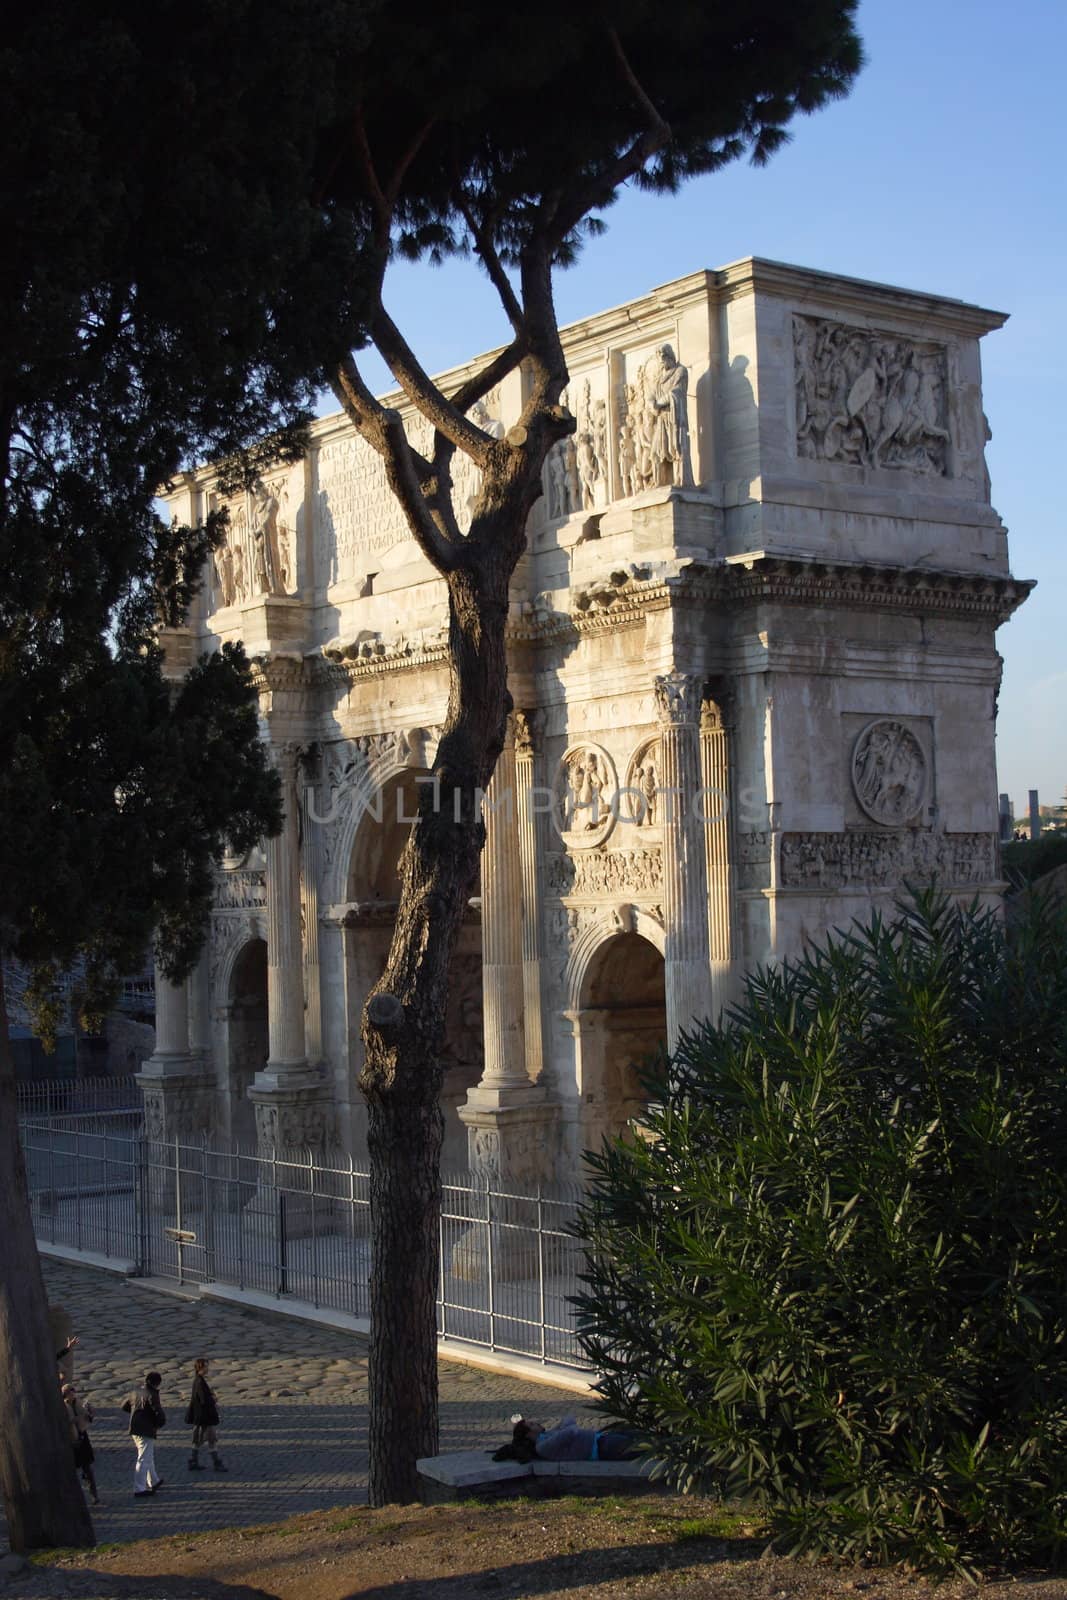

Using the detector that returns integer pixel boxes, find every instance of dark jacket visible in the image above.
[185,1374,219,1429]
[122,1385,166,1438]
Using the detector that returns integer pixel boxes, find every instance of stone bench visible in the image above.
[416,1449,665,1503]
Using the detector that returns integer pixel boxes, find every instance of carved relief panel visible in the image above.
[846,717,932,828]
[208,466,300,613]
[617,343,692,493]
[793,314,951,475]
[623,737,662,829]
[553,743,618,850]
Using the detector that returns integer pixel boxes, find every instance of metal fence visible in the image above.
[16,1071,141,1119]
[19,1104,591,1372]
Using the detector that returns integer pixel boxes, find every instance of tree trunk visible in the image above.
[0,964,95,1550]
[360,538,520,1505]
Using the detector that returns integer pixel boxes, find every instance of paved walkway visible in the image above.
[32,1259,593,1545]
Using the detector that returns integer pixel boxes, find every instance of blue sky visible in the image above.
[351,0,1066,815]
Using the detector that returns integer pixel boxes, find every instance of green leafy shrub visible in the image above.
[575,892,1067,1575]
[1002,832,1067,885]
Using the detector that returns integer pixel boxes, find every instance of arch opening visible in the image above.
[577,931,666,1153]
[226,937,267,1145]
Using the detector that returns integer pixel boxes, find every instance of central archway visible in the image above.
[576,930,666,1154]
[343,766,483,1166]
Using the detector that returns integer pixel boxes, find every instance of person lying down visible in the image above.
[492,1414,638,1463]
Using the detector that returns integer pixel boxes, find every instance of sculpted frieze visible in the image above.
[210,474,296,611]
[780,830,998,890]
[545,843,663,899]
[215,869,267,911]
[794,315,950,475]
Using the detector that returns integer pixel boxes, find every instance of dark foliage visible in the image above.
[1002,832,1067,885]
[0,0,376,1012]
[576,893,1067,1575]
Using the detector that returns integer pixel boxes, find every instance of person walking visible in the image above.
[61,1381,99,1505]
[186,1358,226,1473]
[122,1370,166,1498]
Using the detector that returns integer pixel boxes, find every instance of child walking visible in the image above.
[61,1381,99,1504]
[186,1358,226,1473]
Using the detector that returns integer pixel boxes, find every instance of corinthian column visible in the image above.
[478,722,526,1088]
[514,710,545,1085]
[457,716,555,1204]
[655,671,713,1049]
[701,693,737,1020]
[252,742,332,1150]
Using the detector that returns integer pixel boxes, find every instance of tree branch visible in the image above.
[546,27,672,250]
[454,187,525,335]
[371,303,493,466]
[447,336,528,418]
[331,355,460,573]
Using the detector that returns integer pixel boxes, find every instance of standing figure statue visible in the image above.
[649,344,691,488]
[250,478,280,596]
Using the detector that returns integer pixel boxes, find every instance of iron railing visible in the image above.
[19,1106,590,1372]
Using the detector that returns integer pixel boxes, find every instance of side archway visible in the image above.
[570,915,666,1156]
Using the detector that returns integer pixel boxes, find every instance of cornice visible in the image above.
[712,257,1008,338]
[713,554,1034,623]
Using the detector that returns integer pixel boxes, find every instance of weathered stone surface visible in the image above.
[159,258,1027,1170]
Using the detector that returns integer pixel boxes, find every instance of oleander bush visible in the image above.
[575,891,1067,1576]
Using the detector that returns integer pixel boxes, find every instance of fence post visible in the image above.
[278,1189,288,1296]
[537,1185,547,1364]
[174,1134,184,1286]
[438,1188,447,1341]
[309,1147,319,1310]
[486,1175,496,1351]
[74,1120,82,1253]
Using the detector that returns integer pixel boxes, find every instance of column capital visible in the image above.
[654,671,703,728]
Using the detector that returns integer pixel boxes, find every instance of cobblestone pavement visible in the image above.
[26,1259,592,1547]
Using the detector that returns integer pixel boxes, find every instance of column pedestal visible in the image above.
[452,1082,558,1283]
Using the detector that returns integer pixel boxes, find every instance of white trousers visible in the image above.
[132,1435,161,1492]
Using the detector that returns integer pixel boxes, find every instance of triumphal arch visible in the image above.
[143,258,1030,1179]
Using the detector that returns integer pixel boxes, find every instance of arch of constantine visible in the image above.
[144,257,1031,1181]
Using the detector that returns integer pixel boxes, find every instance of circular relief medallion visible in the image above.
[553,743,618,850]
[851,719,927,826]
[623,737,663,829]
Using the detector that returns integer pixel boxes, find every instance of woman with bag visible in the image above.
[186,1357,226,1473]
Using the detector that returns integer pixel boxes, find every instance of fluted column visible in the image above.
[300,771,324,1065]
[514,710,545,1085]
[264,743,308,1076]
[478,721,527,1088]
[701,693,737,1020]
[655,671,714,1049]
[457,715,556,1209]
